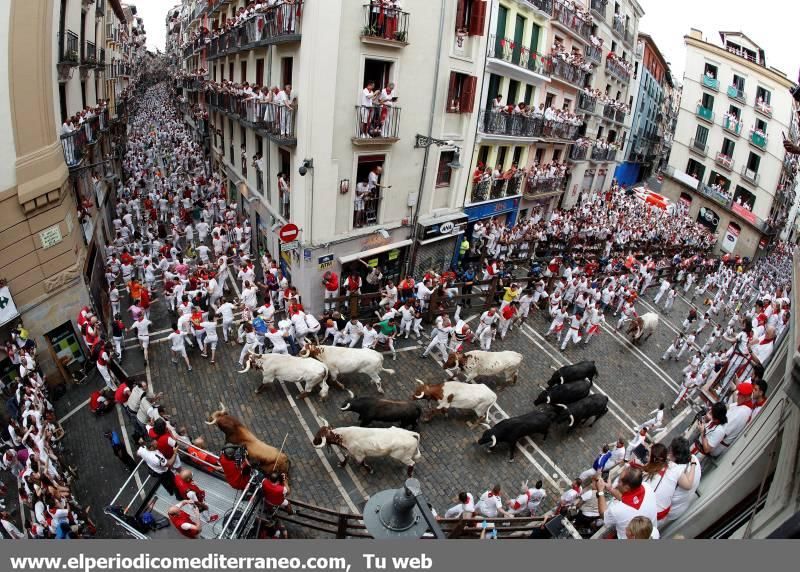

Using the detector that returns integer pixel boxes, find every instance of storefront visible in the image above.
[339,239,412,290]
[463,196,520,244]
[412,213,468,276]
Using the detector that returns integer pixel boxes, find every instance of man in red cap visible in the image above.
[718,383,755,454]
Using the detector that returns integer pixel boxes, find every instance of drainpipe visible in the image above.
[406,0,446,275]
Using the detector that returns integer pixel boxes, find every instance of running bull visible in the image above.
[545,360,598,387]
[553,394,609,428]
[339,396,422,429]
[477,409,556,462]
[533,378,593,406]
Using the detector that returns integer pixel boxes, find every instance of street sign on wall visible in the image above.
[279,223,299,243]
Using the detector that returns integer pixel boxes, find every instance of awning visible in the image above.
[417,211,469,228]
[419,230,465,246]
[339,239,412,264]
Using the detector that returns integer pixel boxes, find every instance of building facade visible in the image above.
[660,29,798,258]
[174,0,486,312]
[616,32,673,185]
[561,0,644,208]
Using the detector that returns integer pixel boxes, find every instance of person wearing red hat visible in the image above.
[717,383,755,454]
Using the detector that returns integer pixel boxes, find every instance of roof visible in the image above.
[718,31,763,51]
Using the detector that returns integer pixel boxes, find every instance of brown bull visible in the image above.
[205,403,290,474]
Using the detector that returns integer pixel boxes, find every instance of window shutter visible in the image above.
[455,0,466,32]
[460,75,477,113]
[447,71,458,112]
[468,1,487,36]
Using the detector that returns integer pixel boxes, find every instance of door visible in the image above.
[486,73,501,107]
[530,23,541,55]
[512,15,525,64]
[494,4,508,55]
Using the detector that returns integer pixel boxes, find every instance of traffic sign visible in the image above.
[280,240,299,252]
[279,223,299,243]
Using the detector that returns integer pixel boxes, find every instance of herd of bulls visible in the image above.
[205,343,610,477]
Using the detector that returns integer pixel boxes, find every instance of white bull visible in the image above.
[627,312,659,345]
[238,353,333,399]
[312,419,421,476]
[299,343,395,394]
[412,379,497,426]
[443,350,523,384]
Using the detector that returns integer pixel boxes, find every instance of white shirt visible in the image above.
[131,319,153,339]
[603,482,660,539]
[665,457,701,521]
[476,491,502,517]
[444,493,475,519]
[603,445,626,471]
[218,302,236,322]
[721,404,751,449]
[168,331,187,351]
[137,446,168,473]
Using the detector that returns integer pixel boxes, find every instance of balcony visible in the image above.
[208,2,303,60]
[590,146,616,162]
[360,4,409,46]
[210,94,298,146]
[97,48,106,69]
[741,166,760,186]
[750,131,767,150]
[470,178,491,203]
[754,99,773,118]
[585,43,602,64]
[699,184,733,208]
[722,115,742,137]
[701,74,719,91]
[601,104,625,124]
[551,57,589,87]
[517,0,554,17]
[470,173,525,203]
[590,0,607,19]
[696,104,714,123]
[81,41,97,67]
[552,1,592,43]
[577,91,596,113]
[354,189,382,228]
[524,175,565,199]
[604,57,630,83]
[352,105,401,146]
[689,137,708,156]
[715,152,734,171]
[478,109,582,141]
[569,145,588,161]
[611,16,626,39]
[60,128,88,169]
[487,35,552,81]
[727,85,745,103]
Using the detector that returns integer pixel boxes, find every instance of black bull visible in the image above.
[477,409,555,461]
[546,360,598,387]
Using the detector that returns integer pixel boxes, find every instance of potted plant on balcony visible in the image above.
[67,49,79,63]
[393,30,407,43]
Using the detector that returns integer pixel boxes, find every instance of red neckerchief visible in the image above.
[572,484,581,493]
[620,485,646,509]
[759,337,774,345]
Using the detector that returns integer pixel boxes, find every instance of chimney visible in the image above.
[688,29,702,40]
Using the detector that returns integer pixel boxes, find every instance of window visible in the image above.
[701,93,714,109]
[507,79,520,105]
[523,85,533,105]
[755,118,767,132]
[634,61,639,79]
[611,40,617,52]
[281,57,293,86]
[534,148,544,164]
[477,145,490,167]
[455,0,487,36]
[695,124,709,146]
[496,146,508,168]
[686,158,706,181]
[436,151,455,187]
[746,152,761,173]
[228,62,234,82]
[708,171,730,192]
[597,126,604,139]
[721,138,735,156]
[732,74,745,91]
[703,63,718,79]
[728,105,741,119]
[544,92,554,109]
[240,61,247,82]
[733,186,755,210]
[563,98,572,111]
[755,86,771,104]
[512,146,523,165]
[552,149,562,162]
[59,84,68,123]
[446,72,477,113]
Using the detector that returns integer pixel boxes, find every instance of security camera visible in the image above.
[298,165,308,176]
[299,158,313,177]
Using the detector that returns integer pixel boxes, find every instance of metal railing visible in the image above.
[354,105,401,141]
[551,56,589,86]
[569,145,588,161]
[585,43,602,64]
[353,188,381,228]
[261,102,297,143]
[98,47,105,68]
[715,152,734,171]
[750,131,767,149]
[741,165,760,185]
[524,175,564,197]
[61,30,80,64]
[701,74,719,91]
[754,99,773,117]
[208,1,303,59]
[602,104,625,123]
[478,109,582,140]
[519,0,554,15]
[696,104,714,122]
[689,137,708,155]
[470,178,491,203]
[698,183,733,208]
[612,16,626,38]
[722,115,742,136]
[552,1,591,41]
[590,0,607,19]
[361,4,410,43]
[727,85,745,103]
[604,57,630,83]
[60,128,87,168]
[577,91,596,113]
[488,35,552,77]
[470,173,525,203]
[590,146,616,161]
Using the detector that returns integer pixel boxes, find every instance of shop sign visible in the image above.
[422,219,465,239]
[40,225,63,249]
[0,286,20,327]
[388,249,400,261]
[464,197,521,222]
[721,223,740,253]
[304,249,312,262]
[366,258,379,267]
[318,253,335,270]
[280,240,299,252]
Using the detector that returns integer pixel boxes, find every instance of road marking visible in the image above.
[277,382,360,513]
[59,398,91,423]
[601,325,681,392]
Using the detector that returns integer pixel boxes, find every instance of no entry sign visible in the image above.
[279,223,299,243]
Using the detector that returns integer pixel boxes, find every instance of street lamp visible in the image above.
[362,479,445,539]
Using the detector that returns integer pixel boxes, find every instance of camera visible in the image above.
[693,405,708,424]
[299,159,313,176]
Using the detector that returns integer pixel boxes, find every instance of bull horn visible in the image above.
[219,402,226,413]
[298,348,309,357]
[346,389,355,399]
[340,403,351,411]
[538,384,546,390]
[480,422,491,430]
[318,417,329,428]
[549,365,557,371]
[238,360,252,374]
[204,418,217,426]
[490,435,497,448]
[313,436,327,449]
[413,392,425,400]
[556,403,569,410]
[546,396,552,404]
[414,379,424,386]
